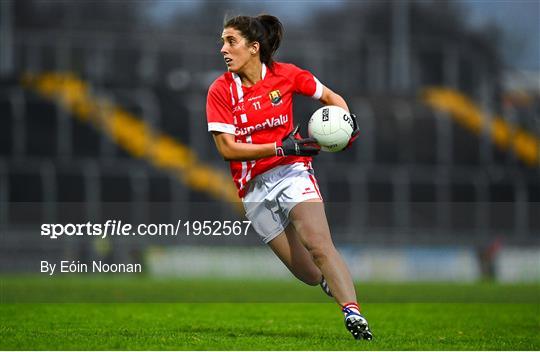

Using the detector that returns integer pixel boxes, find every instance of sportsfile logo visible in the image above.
[235,114,288,136]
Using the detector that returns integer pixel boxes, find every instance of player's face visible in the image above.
[220,27,255,73]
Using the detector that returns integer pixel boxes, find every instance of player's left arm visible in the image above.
[292,65,358,150]
[318,85,349,112]
[319,85,359,150]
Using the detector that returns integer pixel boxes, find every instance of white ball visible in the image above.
[308,105,354,152]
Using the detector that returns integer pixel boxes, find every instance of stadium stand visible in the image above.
[1,15,539,273]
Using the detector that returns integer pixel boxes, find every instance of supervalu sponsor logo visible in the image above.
[235,114,288,136]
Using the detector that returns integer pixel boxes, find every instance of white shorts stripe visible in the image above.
[308,174,323,199]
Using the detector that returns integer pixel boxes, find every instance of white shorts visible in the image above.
[242,162,323,244]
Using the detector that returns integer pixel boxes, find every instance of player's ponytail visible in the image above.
[223,14,283,68]
[255,14,283,67]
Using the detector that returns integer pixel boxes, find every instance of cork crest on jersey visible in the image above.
[269,89,282,106]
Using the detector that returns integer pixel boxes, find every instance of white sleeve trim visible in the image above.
[208,122,236,134]
[312,77,323,100]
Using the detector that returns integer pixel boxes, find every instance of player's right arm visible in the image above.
[212,125,319,161]
[212,132,276,161]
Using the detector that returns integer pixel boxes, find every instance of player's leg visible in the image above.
[267,224,322,286]
[288,199,354,302]
[288,199,372,340]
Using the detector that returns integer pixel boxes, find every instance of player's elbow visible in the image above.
[217,143,237,161]
[221,153,233,161]
[217,147,232,161]
[213,134,237,161]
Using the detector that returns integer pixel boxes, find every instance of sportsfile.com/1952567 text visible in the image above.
[40,220,252,239]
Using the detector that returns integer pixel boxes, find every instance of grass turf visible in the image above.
[1,277,539,350]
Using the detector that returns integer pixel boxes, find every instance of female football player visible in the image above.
[206,14,372,340]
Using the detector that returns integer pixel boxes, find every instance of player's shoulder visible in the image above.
[208,72,232,94]
[271,62,313,81]
[271,61,304,75]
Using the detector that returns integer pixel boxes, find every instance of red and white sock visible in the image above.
[342,302,361,316]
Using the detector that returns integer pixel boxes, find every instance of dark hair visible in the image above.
[223,14,283,67]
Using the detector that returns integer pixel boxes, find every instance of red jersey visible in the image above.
[206,62,323,198]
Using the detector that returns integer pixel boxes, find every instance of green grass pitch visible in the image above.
[1,276,539,350]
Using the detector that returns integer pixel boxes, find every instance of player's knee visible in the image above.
[308,246,329,267]
[301,229,333,266]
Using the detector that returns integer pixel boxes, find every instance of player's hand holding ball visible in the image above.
[308,105,359,152]
[275,125,320,157]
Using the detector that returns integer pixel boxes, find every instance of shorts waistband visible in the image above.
[253,162,310,183]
